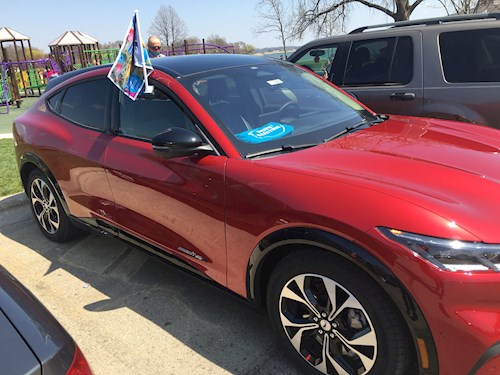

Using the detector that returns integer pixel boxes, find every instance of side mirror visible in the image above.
[152,127,213,159]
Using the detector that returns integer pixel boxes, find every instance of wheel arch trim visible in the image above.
[19,152,71,215]
[246,226,439,374]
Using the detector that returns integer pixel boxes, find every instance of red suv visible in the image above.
[13,54,500,375]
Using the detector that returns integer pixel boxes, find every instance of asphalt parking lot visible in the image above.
[0,193,301,375]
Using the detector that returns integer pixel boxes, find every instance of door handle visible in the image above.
[390,92,416,101]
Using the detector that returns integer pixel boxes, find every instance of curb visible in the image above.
[0,192,28,210]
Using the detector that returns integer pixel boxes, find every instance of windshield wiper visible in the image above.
[323,116,384,143]
[245,143,318,159]
[245,115,388,159]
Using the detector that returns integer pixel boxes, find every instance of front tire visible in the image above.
[267,250,411,375]
[27,169,81,242]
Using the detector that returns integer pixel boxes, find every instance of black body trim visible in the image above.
[76,217,211,281]
[469,341,500,375]
[73,217,250,307]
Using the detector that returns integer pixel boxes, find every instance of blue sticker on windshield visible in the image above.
[236,123,294,144]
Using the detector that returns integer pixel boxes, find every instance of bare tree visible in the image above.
[234,41,257,54]
[439,0,481,15]
[148,5,188,47]
[473,0,500,12]
[185,36,201,45]
[254,0,294,59]
[206,34,229,46]
[295,0,426,38]
[310,5,349,37]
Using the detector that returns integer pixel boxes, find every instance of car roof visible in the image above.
[46,54,279,92]
[45,64,110,91]
[151,54,278,78]
[349,11,500,34]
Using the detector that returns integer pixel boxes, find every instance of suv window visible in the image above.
[119,85,196,140]
[343,36,413,86]
[440,28,500,83]
[58,78,112,130]
[292,44,340,77]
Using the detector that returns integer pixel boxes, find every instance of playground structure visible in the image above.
[49,31,99,72]
[0,63,11,113]
[0,27,34,63]
[1,27,37,114]
[1,58,60,114]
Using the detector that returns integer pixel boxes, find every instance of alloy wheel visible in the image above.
[30,177,60,235]
[279,273,377,375]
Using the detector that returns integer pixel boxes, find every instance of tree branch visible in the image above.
[354,0,397,18]
[409,0,426,14]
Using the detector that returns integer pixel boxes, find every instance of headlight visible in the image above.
[379,227,500,272]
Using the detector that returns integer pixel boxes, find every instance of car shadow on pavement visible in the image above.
[0,195,301,375]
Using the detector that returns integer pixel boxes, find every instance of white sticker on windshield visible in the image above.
[267,79,283,86]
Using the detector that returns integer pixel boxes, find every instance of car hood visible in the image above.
[256,116,500,242]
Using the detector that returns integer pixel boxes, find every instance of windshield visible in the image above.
[179,60,376,157]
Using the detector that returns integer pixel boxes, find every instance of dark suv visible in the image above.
[288,12,500,128]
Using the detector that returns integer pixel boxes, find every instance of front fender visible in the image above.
[247,226,438,374]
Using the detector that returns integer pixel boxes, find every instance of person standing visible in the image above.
[147,36,165,58]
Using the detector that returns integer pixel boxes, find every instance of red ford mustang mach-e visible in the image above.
[13,54,500,375]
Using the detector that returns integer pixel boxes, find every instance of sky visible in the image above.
[0,0,448,53]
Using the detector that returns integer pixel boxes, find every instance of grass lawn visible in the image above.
[0,96,39,135]
[0,96,38,197]
[0,138,23,196]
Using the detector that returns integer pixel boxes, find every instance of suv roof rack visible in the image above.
[349,12,500,34]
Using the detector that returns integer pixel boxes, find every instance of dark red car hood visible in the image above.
[255,116,500,242]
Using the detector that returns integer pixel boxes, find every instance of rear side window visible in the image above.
[343,36,413,86]
[58,78,112,130]
[440,28,500,83]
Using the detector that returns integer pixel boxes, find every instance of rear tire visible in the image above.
[267,250,412,375]
[27,169,82,242]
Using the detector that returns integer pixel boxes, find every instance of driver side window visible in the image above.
[119,85,195,140]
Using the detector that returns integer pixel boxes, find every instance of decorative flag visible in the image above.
[108,10,153,100]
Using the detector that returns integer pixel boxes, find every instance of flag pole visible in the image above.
[135,10,153,93]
